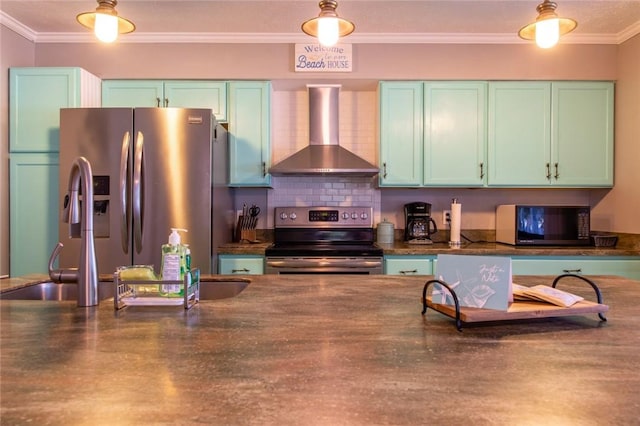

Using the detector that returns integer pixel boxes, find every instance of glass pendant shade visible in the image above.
[302,0,355,46]
[77,0,135,43]
[94,13,119,43]
[535,18,560,48]
[317,17,340,46]
[518,0,577,48]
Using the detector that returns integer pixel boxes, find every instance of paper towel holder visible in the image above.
[449,198,462,248]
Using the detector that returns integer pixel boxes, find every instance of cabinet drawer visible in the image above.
[218,255,264,275]
[512,256,640,280]
[384,256,434,275]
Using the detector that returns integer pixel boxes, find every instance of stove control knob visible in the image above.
[360,212,368,220]
[342,212,350,220]
[351,212,358,220]
[290,212,297,220]
[279,212,288,220]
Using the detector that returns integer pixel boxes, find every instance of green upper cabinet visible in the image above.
[424,82,487,186]
[10,67,101,152]
[378,82,424,187]
[102,80,164,107]
[488,81,614,187]
[164,81,227,121]
[551,82,614,187]
[488,82,551,186]
[379,81,487,187]
[228,81,272,187]
[102,80,228,121]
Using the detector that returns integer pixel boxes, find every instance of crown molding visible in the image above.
[2,11,637,45]
[617,20,640,44]
[0,11,36,41]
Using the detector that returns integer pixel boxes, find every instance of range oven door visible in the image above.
[265,257,383,274]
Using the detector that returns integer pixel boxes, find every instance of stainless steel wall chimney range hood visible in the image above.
[269,84,379,176]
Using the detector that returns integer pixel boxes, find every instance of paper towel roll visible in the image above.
[450,199,461,247]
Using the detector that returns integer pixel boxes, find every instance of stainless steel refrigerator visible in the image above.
[58,107,233,275]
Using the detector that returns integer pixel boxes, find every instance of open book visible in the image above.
[512,283,584,308]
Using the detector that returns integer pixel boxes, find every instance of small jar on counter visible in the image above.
[376,219,395,244]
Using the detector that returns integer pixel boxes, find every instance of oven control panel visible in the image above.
[274,206,373,228]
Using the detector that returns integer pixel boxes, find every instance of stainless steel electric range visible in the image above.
[265,206,383,274]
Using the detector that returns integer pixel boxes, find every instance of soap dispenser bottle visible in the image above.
[160,228,187,296]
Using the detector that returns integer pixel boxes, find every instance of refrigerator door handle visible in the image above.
[133,131,144,254]
[119,131,131,254]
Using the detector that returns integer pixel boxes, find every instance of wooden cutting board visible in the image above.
[424,297,609,323]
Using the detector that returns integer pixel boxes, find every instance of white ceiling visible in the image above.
[1,0,640,44]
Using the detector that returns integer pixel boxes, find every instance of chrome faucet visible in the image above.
[48,156,99,307]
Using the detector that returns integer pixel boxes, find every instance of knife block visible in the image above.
[235,216,257,243]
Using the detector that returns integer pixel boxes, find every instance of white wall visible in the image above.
[590,35,640,234]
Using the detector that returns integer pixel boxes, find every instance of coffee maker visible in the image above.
[404,202,438,244]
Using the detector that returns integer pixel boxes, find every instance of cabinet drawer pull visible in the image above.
[399,269,418,274]
[231,268,250,273]
[563,268,582,274]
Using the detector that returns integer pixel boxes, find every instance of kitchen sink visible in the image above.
[0,279,250,302]
[0,282,115,301]
[199,279,250,300]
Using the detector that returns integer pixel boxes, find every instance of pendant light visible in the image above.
[77,0,135,43]
[518,0,577,48]
[302,0,355,47]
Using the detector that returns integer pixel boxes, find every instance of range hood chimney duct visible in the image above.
[269,84,379,176]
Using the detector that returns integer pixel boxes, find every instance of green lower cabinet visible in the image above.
[10,153,59,276]
[384,255,434,275]
[218,255,264,274]
[511,256,640,280]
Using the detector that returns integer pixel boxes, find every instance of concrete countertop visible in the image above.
[1,274,639,424]
[219,240,640,256]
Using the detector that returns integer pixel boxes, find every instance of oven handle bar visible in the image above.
[266,259,382,269]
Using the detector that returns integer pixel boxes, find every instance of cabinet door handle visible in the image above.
[232,268,250,273]
[554,163,559,179]
[262,162,267,178]
[156,97,161,107]
[563,269,582,274]
[164,98,169,107]
[399,269,418,274]
[479,162,484,179]
[546,163,551,179]
[383,162,387,179]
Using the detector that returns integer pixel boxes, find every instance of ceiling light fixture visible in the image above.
[302,0,355,47]
[518,0,577,48]
[77,0,135,43]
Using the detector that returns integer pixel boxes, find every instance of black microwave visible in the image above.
[496,205,591,246]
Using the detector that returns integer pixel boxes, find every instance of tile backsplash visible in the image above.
[266,89,382,222]
[269,176,380,207]
[268,176,382,223]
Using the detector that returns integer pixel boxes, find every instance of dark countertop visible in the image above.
[2,274,639,424]
[219,240,640,256]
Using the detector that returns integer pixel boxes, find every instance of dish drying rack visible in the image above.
[114,268,200,310]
